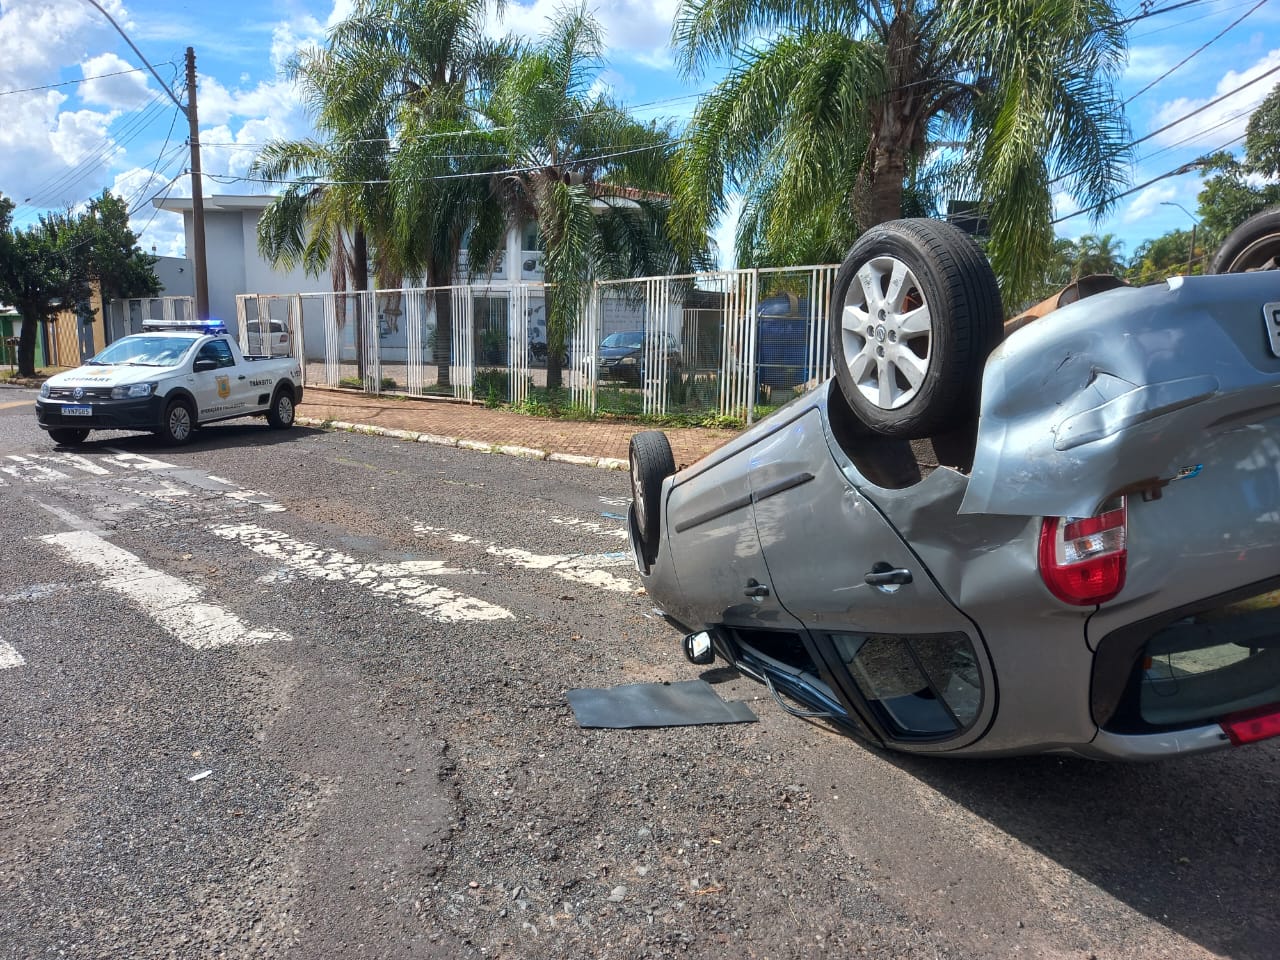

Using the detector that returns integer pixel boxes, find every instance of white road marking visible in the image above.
[548,516,628,540]
[598,496,631,507]
[101,449,176,471]
[414,524,636,593]
[209,523,512,622]
[2,455,70,483]
[205,475,286,512]
[40,530,289,650]
[0,640,25,670]
[33,453,111,476]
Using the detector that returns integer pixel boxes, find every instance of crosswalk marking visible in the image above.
[101,450,176,471]
[2,455,71,483]
[40,530,290,650]
[209,523,513,622]
[413,523,636,593]
[0,640,25,670]
[36,452,112,475]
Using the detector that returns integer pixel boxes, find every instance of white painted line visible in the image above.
[598,496,631,507]
[40,530,290,650]
[209,523,513,622]
[0,640,25,670]
[414,524,636,593]
[205,475,286,512]
[548,516,628,540]
[2,455,70,483]
[35,453,111,476]
[101,449,176,471]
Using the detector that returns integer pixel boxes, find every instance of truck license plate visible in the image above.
[63,405,92,416]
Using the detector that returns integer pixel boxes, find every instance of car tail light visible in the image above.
[1220,703,1280,746]
[1038,497,1127,605]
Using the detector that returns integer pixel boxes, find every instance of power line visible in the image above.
[0,61,176,98]
[1053,131,1246,225]
[125,106,184,214]
[1122,0,1268,105]
[205,140,683,188]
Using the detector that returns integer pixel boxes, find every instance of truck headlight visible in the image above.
[111,383,154,399]
[619,356,637,365]
[39,383,50,398]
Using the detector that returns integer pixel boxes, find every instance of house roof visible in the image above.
[154,194,279,213]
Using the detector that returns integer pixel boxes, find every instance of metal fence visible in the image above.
[103,296,195,342]
[222,264,840,423]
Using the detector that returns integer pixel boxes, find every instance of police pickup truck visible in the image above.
[35,320,303,446]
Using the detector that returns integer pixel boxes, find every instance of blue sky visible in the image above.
[1,0,1278,269]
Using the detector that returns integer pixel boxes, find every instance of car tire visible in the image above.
[48,427,89,446]
[160,398,195,446]
[267,387,296,429]
[828,218,1003,439]
[1209,206,1280,274]
[629,430,675,566]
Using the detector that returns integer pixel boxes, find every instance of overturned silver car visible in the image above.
[629,217,1280,760]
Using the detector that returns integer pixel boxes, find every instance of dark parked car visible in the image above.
[596,331,681,384]
[628,216,1280,760]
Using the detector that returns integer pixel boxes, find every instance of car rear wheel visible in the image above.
[48,427,89,446]
[629,430,675,566]
[1209,206,1280,273]
[829,219,1003,438]
[267,387,295,429]
[160,398,195,445]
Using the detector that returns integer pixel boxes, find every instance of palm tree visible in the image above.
[253,0,515,386]
[671,0,1131,305]
[1071,232,1125,278]
[484,3,704,391]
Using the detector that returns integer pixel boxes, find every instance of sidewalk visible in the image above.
[297,388,740,469]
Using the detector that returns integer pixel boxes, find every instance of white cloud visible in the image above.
[1147,49,1280,149]
[492,0,679,67]
[1122,182,1179,224]
[78,52,153,109]
[1125,45,1182,83]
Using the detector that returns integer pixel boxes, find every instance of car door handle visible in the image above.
[865,566,913,586]
[743,579,771,599]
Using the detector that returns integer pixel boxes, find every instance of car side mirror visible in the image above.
[193,358,217,372]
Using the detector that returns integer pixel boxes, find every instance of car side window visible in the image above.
[196,339,236,368]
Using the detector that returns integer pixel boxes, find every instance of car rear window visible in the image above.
[1094,580,1280,732]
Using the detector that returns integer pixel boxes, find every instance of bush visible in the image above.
[474,368,509,407]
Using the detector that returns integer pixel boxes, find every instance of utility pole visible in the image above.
[185,47,210,320]
[78,3,211,319]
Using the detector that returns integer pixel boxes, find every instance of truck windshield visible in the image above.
[90,336,199,367]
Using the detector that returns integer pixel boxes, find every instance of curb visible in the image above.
[296,416,629,471]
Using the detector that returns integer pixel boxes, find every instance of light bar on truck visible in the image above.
[139,319,228,335]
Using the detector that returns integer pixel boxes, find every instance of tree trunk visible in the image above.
[864,11,917,226]
[351,227,370,383]
[16,310,38,378]
[434,285,452,389]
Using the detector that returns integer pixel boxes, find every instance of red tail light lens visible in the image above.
[1220,703,1280,746]
[1038,498,1127,605]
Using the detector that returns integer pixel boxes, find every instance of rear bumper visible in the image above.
[36,396,164,431]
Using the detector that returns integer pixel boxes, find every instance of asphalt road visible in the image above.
[1,386,1276,960]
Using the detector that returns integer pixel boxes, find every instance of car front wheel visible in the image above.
[48,427,89,446]
[629,430,675,567]
[160,398,195,445]
[828,219,1003,439]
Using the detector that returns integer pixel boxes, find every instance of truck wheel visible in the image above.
[1209,207,1280,273]
[829,219,1003,438]
[267,387,295,429]
[160,398,195,445]
[48,428,89,446]
[629,431,675,566]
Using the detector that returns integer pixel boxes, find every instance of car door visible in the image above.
[748,407,994,750]
[191,339,245,419]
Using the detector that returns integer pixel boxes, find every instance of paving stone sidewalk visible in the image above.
[297,388,739,469]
